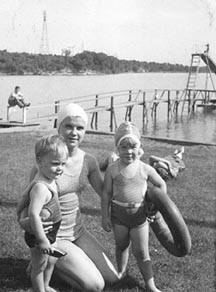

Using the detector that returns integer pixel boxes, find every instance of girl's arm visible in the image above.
[101,167,113,232]
[146,164,167,193]
[87,153,104,197]
[28,183,52,253]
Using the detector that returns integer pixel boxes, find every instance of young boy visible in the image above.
[17,135,68,292]
[101,122,167,292]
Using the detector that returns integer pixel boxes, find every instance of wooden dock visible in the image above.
[0,121,40,128]
[2,88,216,132]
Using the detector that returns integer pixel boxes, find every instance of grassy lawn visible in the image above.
[0,129,215,292]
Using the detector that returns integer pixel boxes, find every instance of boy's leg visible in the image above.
[15,98,24,108]
[130,223,161,292]
[44,255,58,292]
[112,224,130,278]
[30,247,48,292]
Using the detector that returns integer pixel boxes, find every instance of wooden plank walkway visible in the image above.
[0,121,40,128]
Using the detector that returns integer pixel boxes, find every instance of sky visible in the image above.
[1,0,216,65]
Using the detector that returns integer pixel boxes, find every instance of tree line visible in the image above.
[0,49,192,75]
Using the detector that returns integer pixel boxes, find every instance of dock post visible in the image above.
[54,100,60,128]
[152,89,158,119]
[110,96,114,132]
[188,90,191,114]
[174,90,179,115]
[95,95,98,129]
[142,91,147,128]
[90,94,99,129]
[125,90,132,121]
[167,90,171,121]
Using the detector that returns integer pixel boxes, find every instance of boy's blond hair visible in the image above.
[35,134,68,161]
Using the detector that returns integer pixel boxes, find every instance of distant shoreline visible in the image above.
[0,71,188,77]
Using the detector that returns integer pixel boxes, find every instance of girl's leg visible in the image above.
[75,229,120,284]
[55,238,105,292]
[130,223,161,292]
[112,224,130,278]
[30,247,48,292]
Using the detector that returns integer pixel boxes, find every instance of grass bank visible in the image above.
[0,129,215,292]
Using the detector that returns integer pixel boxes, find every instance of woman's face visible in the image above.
[58,116,86,150]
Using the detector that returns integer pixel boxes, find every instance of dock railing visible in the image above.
[10,88,215,131]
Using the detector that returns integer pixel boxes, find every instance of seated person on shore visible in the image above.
[149,147,185,180]
[8,86,30,108]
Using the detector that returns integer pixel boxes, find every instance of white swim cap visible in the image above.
[57,103,88,130]
[115,121,141,147]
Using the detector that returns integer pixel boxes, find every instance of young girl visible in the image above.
[17,135,68,292]
[101,122,167,292]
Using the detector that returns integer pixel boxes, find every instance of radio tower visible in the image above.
[40,11,49,54]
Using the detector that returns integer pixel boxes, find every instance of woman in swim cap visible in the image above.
[19,103,119,291]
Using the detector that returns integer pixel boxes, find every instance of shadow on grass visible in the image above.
[0,257,77,292]
[0,257,30,289]
[106,274,143,291]
[80,206,101,216]
[185,218,216,229]
[0,200,17,208]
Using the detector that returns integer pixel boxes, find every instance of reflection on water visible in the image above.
[143,110,216,144]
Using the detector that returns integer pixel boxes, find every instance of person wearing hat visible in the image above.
[18,103,119,292]
[101,121,167,292]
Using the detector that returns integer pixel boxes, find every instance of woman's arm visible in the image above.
[86,153,104,197]
[101,168,113,232]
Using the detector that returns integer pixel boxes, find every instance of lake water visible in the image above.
[0,73,216,144]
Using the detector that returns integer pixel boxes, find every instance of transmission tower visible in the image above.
[40,11,49,54]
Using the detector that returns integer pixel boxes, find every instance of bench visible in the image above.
[7,106,27,123]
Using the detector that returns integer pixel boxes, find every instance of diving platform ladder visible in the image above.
[181,54,201,116]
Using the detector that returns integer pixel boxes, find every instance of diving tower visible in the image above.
[200,53,216,75]
[181,44,216,116]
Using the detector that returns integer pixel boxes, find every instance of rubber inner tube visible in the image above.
[147,187,191,257]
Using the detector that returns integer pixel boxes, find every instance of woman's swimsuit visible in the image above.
[56,152,89,241]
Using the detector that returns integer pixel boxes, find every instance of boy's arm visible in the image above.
[28,184,52,253]
[101,167,113,232]
[17,165,38,221]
